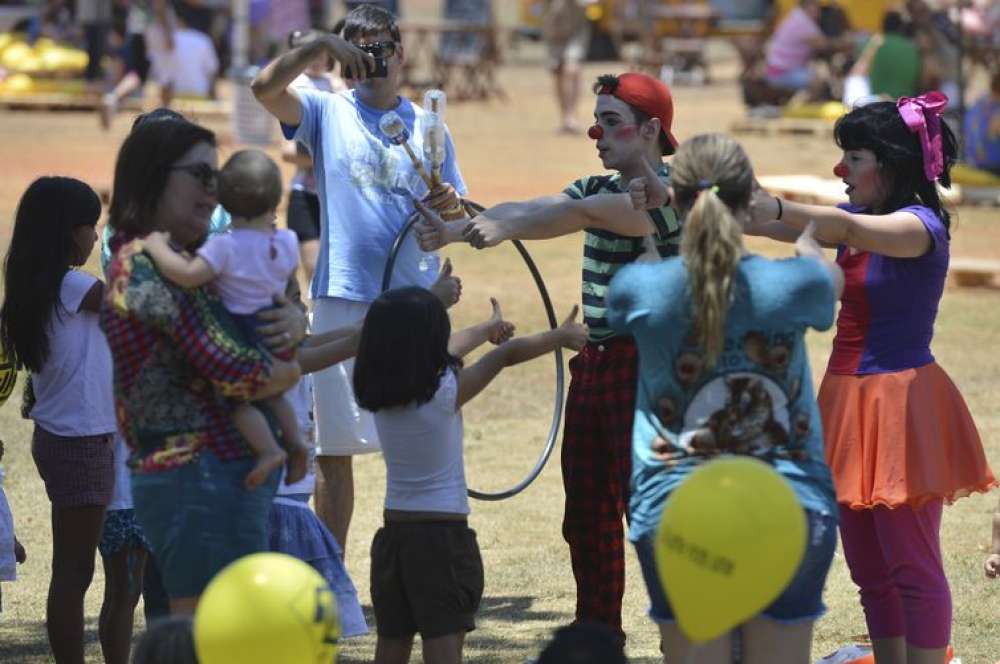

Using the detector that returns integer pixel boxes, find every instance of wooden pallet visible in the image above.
[731,117,834,138]
[949,257,1000,288]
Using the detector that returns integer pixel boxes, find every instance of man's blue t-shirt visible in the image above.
[283,89,467,302]
[606,255,838,542]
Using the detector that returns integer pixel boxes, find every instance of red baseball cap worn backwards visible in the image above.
[596,72,678,155]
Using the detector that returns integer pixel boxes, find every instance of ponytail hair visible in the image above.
[671,134,754,368]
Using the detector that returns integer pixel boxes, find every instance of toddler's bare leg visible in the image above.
[233,403,286,490]
[264,395,308,485]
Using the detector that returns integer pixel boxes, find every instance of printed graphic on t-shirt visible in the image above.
[648,329,811,464]
[345,139,426,201]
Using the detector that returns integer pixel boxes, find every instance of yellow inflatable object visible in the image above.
[0,32,89,76]
[655,457,807,644]
[951,163,1000,188]
[0,73,34,94]
[194,553,339,664]
[782,101,847,122]
[0,346,17,409]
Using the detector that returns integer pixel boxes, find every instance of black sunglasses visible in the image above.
[357,40,397,58]
[169,162,219,190]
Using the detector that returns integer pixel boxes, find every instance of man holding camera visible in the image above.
[252,3,467,557]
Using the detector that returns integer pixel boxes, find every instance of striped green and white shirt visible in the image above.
[563,165,681,341]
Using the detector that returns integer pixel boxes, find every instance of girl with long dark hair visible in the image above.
[1,176,113,663]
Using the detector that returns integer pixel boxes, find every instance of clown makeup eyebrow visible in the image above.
[595,110,628,123]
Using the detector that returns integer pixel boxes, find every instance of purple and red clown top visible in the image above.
[828,204,950,376]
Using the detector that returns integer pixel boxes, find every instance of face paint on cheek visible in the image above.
[587,124,603,140]
[833,163,849,178]
[859,169,880,188]
[613,125,637,140]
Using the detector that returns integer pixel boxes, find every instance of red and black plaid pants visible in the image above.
[561,336,637,640]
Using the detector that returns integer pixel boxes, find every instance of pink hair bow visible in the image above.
[896,91,949,182]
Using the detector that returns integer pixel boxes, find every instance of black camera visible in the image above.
[358,43,388,78]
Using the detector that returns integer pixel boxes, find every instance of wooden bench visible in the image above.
[949,258,1000,288]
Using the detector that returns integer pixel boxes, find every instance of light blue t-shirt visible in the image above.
[99,205,231,275]
[606,255,838,542]
[283,89,467,302]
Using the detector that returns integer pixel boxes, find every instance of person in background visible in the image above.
[345,0,400,16]
[765,0,844,100]
[168,12,219,98]
[99,0,176,129]
[907,0,960,110]
[867,11,921,101]
[963,69,1000,176]
[543,0,590,133]
[78,0,113,86]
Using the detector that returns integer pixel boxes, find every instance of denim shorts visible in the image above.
[131,448,279,599]
[633,509,837,624]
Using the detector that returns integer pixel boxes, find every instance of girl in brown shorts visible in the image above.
[353,287,586,663]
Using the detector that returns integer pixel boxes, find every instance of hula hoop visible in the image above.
[380,200,565,501]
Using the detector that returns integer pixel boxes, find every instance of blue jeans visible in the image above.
[634,509,837,624]
[132,449,279,598]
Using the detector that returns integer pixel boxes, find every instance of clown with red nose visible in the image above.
[410,71,683,641]
[746,93,994,661]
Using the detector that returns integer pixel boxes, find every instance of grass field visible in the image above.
[0,6,998,662]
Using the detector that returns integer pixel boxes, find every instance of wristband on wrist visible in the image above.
[775,197,783,220]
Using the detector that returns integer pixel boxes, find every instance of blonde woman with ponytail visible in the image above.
[607,133,844,664]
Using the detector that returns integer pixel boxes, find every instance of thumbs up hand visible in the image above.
[627,159,671,210]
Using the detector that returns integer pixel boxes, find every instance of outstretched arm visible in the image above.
[456,306,586,408]
[464,194,659,248]
[413,193,660,251]
[299,328,361,375]
[750,189,932,258]
[142,231,215,289]
[795,221,845,300]
[447,298,515,358]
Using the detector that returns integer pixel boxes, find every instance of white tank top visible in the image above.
[373,369,468,515]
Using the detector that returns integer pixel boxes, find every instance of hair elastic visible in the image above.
[775,197,783,220]
[695,179,719,196]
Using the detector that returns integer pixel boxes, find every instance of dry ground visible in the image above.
[0,8,998,664]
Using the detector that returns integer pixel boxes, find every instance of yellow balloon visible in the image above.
[654,457,806,644]
[0,346,17,409]
[194,553,339,664]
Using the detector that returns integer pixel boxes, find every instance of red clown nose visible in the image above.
[588,124,604,140]
[833,163,849,178]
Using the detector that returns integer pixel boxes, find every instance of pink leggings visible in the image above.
[838,500,951,649]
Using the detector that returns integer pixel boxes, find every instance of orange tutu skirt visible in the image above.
[818,363,996,509]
